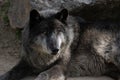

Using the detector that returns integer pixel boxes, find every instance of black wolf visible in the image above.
[0,8,120,80]
[0,9,82,80]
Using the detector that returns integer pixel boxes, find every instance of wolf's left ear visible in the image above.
[29,9,43,27]
[55,9,68,23]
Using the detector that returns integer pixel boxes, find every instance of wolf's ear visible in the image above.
[29,9,43,26]
[55,9,68,23]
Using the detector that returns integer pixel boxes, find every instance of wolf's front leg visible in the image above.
[35,65,66,80]
[0,60,35,80]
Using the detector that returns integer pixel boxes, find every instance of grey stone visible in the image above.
[70,0,120,21]
[0,0,3,6]
[8,0,31,28]
[8,0,120,28]
[8,0,93,28]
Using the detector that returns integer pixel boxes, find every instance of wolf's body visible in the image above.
[68,22,120,79]
[0,9,120,80]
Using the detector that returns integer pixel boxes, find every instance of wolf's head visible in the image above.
[27,9,71,55]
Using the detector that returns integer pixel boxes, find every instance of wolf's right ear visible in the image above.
[55,9,68,23]
[29,9,43,26]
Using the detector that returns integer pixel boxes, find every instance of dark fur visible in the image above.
[68,22,120,80]
[0,9,120,80]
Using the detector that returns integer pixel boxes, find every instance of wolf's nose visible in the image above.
[51,49,59,55]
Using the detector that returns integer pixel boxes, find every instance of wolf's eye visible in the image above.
[57,28,62,32]
[42,31,50,35]
[57,26,65,32]
[42,31,47,35]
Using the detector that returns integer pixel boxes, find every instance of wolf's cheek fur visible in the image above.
[31,36,52,54]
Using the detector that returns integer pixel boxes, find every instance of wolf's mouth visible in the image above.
[51,52,58,55]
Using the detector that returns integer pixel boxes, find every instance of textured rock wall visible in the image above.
[8,0,93,28]
[8,0,120,28]
[8,0,31,28]
[70,0,120,21]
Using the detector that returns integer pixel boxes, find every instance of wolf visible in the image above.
[0,8,120,80]
[0,9,83,80]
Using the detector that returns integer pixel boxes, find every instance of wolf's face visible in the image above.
[28,9,69,55]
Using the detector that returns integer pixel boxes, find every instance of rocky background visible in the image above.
[0,0,120,80]
[0,0,20,75]
[8,0,120,28]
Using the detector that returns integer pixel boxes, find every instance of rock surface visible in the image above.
[70,0,120,21]
[0,12,20,75]
[8,0,94,28]
[8,0,31,28]
[8,0,120,28]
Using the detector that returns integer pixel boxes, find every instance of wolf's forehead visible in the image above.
[39,9,58,18]
[41,19,63,28]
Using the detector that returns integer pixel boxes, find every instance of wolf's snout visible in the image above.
[51,49,59,55]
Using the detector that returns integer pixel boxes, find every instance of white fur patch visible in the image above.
[57,33,65,49]
[93,33,113,57]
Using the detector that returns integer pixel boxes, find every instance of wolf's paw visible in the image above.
[35,71,65,80]
[35,72,49,80]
